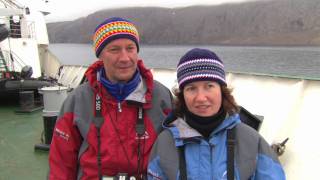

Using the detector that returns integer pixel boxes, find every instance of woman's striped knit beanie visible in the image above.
[93,17,140,57]
[177,48,226,89]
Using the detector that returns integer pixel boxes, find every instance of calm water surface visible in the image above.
[49,44,320,79]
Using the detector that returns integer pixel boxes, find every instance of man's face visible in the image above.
[99,38,138,83]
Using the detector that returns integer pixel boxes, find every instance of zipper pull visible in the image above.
[118,102,122,112]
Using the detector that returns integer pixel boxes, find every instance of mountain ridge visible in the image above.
[47,0,320,46]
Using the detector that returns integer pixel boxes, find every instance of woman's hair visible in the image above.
[173,85,239,117]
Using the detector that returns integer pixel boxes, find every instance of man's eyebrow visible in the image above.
[107,45,120,49]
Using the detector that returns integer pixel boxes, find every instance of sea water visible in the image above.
[49,44,320,79]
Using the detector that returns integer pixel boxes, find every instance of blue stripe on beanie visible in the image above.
[177,48,226,89]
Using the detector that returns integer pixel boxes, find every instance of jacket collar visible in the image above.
[165,113,241,143]
[85,59,154,107]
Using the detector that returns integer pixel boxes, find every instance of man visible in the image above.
[48,17,172,180]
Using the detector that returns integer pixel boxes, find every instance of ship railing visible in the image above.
[0,49,26,72]
[0,50,8,72]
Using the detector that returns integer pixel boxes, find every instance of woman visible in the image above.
[147,48,285,180]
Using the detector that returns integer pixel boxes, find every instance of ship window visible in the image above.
[9,16,21,38]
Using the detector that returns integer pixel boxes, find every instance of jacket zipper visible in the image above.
[118,102,122,112]
[210,143,214,180]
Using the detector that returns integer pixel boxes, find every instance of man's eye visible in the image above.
[127,46,135,51]
[109,48,119,52]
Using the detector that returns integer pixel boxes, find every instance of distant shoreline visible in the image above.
[49,43,320,48]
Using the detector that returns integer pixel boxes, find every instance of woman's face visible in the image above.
[183,81,222,117]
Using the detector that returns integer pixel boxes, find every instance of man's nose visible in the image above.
[119,49,130,61]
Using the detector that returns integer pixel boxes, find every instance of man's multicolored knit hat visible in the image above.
[93,17,140,57]
[177,48,226,89]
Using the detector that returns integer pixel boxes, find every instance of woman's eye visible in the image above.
[185,86,195,91]
[207,82,218,88]
[207,84,214,88]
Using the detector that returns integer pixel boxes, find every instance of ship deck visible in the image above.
[0,104,48,179]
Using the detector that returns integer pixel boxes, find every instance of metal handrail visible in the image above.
[0,49,26,71]
[0,51,8,71]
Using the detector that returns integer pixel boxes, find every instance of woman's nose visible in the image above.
[194,90,207,102]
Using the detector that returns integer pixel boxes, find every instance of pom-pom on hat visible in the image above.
[93,17,140,57]
[177,48,226,89]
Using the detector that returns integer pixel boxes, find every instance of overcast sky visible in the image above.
[17,0,260,22]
